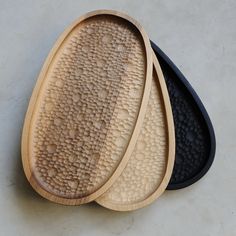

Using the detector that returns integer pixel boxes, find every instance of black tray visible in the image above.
[151,41,216,190]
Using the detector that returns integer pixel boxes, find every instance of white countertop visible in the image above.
[0,0,235,235]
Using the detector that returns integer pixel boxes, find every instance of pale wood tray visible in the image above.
[21,10,153,205]
[96,52,175,211]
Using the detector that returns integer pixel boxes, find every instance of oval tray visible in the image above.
[21,10,153,205]
[96,52,175,211]
[151,41,216,190]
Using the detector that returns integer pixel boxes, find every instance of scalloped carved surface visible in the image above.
[97,65,171,209]
[162,63,211,185]
[26,15,149,200]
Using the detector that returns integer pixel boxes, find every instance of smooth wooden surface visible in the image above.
[21,10,153,205]
[96,51,175,211]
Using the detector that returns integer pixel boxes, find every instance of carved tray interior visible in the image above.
[96,53,175,211]
[21,10,153,205]
[151,41,216,190]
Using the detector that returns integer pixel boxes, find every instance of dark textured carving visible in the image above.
[152,42,216,189]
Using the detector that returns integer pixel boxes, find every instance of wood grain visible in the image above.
[21,10,153,205]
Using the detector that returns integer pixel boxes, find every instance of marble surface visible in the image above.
[0,0,235,235]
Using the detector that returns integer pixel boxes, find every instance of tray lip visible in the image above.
[21,10,153,205]
[96,51,175,211]
[151,41,216,190]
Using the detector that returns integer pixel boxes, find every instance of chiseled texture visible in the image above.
[30,16,146,198]
[1,0,235,235]
[98,72,167,205]
[162,66,210,185]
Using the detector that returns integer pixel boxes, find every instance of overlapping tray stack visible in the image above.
[21,10,215,211]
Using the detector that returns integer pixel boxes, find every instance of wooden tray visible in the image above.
[21,10,153,205]
[151,41,216,190]
[96,52,175,211]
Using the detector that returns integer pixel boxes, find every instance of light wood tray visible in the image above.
[96,51,175,211]
[21,10,153,205]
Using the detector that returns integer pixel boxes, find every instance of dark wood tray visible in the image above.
[152,41,216,190]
